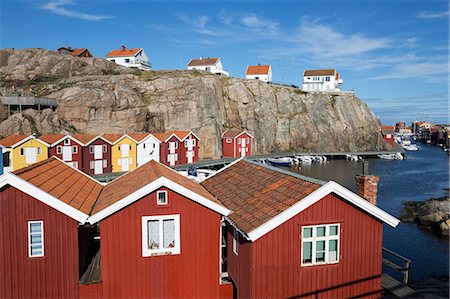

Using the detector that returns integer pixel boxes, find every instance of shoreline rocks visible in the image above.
[400,191,450,237]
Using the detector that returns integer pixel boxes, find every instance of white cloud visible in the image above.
[41,0,112,21]
[416,10,449,19]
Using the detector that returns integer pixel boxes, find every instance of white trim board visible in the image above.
[246,181,400,242]
[88,176,231,224]
[0,173,89,223]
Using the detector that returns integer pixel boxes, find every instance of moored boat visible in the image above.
[268,157,293,166]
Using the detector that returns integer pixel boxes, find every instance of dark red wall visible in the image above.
[222,133,253,158]
[226,227,252,298]
[48,139,83,170]
[178,134,199,165]
[81,139,112,175]
[230,193,383,298]
[159,136,182,166]
[99,188,227,298]
[222,138,235,158]
[0,186,80,298]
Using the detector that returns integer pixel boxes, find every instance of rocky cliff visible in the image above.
[0,48,384,159]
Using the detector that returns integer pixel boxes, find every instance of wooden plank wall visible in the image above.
[0,187,80,298]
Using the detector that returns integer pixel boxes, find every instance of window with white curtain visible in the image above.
[142,215,180,256]
[301,223,340,266]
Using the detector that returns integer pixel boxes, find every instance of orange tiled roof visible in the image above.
[304,69,336,76]
[106,48,141,58]
[169,131,191,141]
[188,58,219,67]
[39,134,67,145]
[152,132,173,142]
[71,134,100,145]
[100,134,123,143]
[92,160,224,214]
[201,160,321,233]
[127,133,152,142]
[13,157,103,215]
[381,126,395,133]
[223,131,244,139]
[68,48,87,56]
[0,134,31,147]
[246,65,270,75]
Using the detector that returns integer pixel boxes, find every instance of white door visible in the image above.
[240,141,246,157]
[121,158,129,171]
[169,142,176,154]
[121,144,129,157]
[25,148,37,164]
[187,150,194,164]
[94,145,103,160]
[168,154,176,166]
[62,146,72,161]
[94,160,103,174]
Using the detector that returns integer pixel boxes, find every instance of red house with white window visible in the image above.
[175,131,200,165]
[0,157,399,299]
[381,126,395,148]
[39,134,84,170]
[153,131,199,166]
[222,130,253,158]
[72,134,112,175]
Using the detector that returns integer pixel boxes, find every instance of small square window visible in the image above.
[72,146,77,154]
[89,145,94,154]
[125,58,130,63]
[103,144,107,153]
[301,223,340,266]
[142,215,180,257]
[157,190,168,205]
[64,139,70,145]
[226,138,232,143]
[57,146,62,154]
[37,147,41,155]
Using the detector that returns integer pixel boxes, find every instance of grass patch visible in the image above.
[293,89,307,95]
[101,69,120,75]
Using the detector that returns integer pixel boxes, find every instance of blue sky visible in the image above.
[1,0,448,125]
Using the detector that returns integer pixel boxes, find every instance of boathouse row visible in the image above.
[0,157,399,298]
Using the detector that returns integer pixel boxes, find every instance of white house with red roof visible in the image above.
[105,45,151,71]
[302,69,343,91]
[245,64,272,83]
[187,57,229,76]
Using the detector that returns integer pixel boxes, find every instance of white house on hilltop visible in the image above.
[187,57,229,76]
[105,46,151,71]
[302,69,343,91]
[245,64,272,83]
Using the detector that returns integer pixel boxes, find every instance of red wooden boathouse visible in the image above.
[175,131,199,165]
[40,134,84,170]
[72,134,112,175]
[154,131,199,166]
[222,131,253,158]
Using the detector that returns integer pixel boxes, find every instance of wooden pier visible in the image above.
[0,95,57,113]
[381,247,416,298]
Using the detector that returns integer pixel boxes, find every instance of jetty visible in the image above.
[0,95,57,113]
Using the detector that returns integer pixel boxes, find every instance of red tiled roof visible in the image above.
[69,48,88,57]
[304,69,336,76]
[39,134,67,145]
[381,126,395,133]
[106,48,141,58]
[13,157,103,215]
[246,65,270,75]
[222,131,242,139]
[201,160,321,233]
[127,133,152,142]
[188,58,219,67]
[92,160,224,214]
[0,134,31,147]
[71,134,100,145]
[152,132,174,142]
[100,134,123,143]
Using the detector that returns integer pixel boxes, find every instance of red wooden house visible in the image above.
[381,126,395,148]
[201,160,400,298]
[174,131,200,165]
[222,130,253,158]
[72,134,112,175]
[0,157,399,299]
[39,134,84,170]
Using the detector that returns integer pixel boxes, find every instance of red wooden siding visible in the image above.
[99,188,226,298]
[241,193,383,299]
[222,133,253,158]
[178,134,199,165]
[81,139,112,175]
[159,135,181,166]
[222,137,235,158]
[48,139,83,170]
[0,187,80,298]
[226,228,252,298]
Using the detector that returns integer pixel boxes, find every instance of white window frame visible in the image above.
[156,190,168,205]
[64,139,70,145]
[89,145,94,154]
[90,161,94,170]
[301,223,340,266]
[102,144,107,153]
[233,229,239,255]
[103,159,107,168]
[142,214,180,257]
[57,146,62,154]
[226,138,232,144]
[28,220,44,257]
[37,147,41,155]
[72,146,78,154]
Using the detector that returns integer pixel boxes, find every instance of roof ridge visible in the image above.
[243,159,326,186]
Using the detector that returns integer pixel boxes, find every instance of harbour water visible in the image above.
[278,144,449,282]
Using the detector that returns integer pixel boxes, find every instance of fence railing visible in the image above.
[382,247,411,285]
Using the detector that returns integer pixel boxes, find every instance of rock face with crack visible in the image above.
[0,48,386,159]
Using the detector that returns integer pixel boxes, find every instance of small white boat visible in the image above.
[294,155,312,164]
[268,157,293,166]
[378,153,404,160]
[311,156,327,163]
[402,144,418,151]
[345,154,360,161]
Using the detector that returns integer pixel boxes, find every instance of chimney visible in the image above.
[355,162,379,205]
[121,45,126,51]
